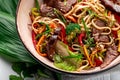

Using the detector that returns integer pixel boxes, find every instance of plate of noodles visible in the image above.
[16,0,120,74]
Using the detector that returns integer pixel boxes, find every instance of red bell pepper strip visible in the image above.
[114,13,120,24]
[32,30,37,48]
[78,32,86,46]
[111,12,120,39]
[59,25,74,51]
[60,25,68,44]
[94,58,103,67]
[112,30,118,38]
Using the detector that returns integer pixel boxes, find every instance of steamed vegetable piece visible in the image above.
[55,40,83,70]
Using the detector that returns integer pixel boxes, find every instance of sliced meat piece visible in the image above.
[40,4,56,18]
[46,28,61,61]
[99,35,110,43]
[100,44,119,68]
[94,35,109,43]
[46,35,58,61]
[92,27,102,34]
[101,0,120,13]
[94,19,106,27]
[92,28,109,43]
[43,0,55,7]
[54,0,77,13]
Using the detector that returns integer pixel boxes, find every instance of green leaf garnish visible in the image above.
[9,75,23,80]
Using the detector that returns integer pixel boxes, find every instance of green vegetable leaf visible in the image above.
[54,61,76,71]
[9,75,23,80]
[12,63,26,75]
[63,54,83,59]
[0,0,36,63]
[66,23,81,35]
[0,0,17,17]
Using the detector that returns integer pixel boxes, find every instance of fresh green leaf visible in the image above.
[12,63,26,75]
[0,0,36,63]
[9,75,23,80]
[54,61,76,71]
[0,0,18,17]
[0,15,36,63]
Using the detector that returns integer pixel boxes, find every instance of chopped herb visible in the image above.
[82,18,90,37]
[82,18,95,47]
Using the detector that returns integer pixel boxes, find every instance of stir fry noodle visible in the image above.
[29,0,120,71]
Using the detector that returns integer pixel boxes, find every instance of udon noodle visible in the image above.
[30,0,120,71]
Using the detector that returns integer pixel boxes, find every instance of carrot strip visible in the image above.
[90,49,98,67]
[38,26,46,34]
[83,45,94,67]
[50,22,57,29]
[66,16,77,23]
[36,35,47,57]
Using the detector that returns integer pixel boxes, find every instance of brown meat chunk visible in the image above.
[99,35,110,43]
[95,19,106,27]
[92,28,109,43]
[100,44,119,68]
[40,4,56,17]
[101,0,120,13]
[54,0,77,13]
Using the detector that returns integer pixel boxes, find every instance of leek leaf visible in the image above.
[0,0,36,63]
